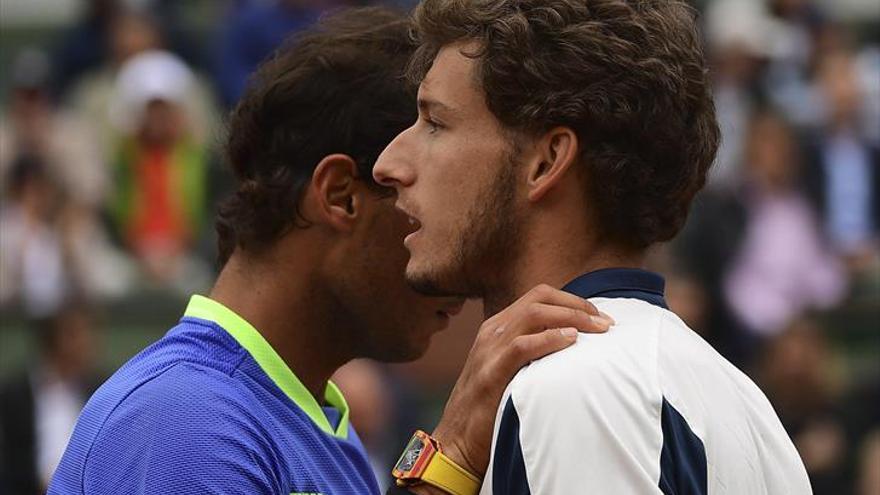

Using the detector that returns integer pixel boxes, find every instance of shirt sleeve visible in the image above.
[483,335,695,495]
[80,364,281,495]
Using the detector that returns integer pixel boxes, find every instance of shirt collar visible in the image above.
[561,268,668,309]
[183,295,350,439]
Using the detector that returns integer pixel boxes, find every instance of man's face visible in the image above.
[335,191,465,362]
[373,43,524,298]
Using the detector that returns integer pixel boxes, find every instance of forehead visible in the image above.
[419,42,487,113]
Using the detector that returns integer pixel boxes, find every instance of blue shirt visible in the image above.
[49,295,379,495]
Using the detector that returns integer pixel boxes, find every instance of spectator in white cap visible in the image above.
[107,49,210,290]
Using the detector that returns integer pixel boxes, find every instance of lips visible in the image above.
[407,214,422,232]
[397,202,422,237]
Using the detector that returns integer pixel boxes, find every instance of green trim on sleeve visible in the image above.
[184,295,350,439]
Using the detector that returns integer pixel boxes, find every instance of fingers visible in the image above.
[478,284,616,343]
[501,327,580,373]
[516,302,611,335]
[522,284,601,315]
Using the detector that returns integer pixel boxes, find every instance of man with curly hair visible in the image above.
[376,0,812,493]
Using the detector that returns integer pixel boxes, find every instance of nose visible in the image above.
[374,126,416,188]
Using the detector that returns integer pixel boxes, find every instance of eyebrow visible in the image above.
[417,97,457,116]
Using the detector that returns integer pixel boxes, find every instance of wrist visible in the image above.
[392,430,482,495]
[430,430,483,479]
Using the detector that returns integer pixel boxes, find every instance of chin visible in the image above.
[405,265,463,298]
[372,337,433,363]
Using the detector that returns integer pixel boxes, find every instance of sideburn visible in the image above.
[456,151,522,299]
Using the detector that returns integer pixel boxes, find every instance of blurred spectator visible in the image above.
[704,0,777,189]
[145,0,210,72]
[51,0,207,100]
[0,49,107,209]
[673,109,848,365]
[65,8,162,158]
[49,0,122,100]
[803,48,880,271]
[107,50,211,291]
[670,187,752,365]
[0,155,68,317]
[67,9,216,160]
[0,152,131,314]
[763,0,829,127]
[0,50,136,309]
[723,109,847,338]
[0,302,104,494]
[770,0,827,60]
[214,0,342,107]
[758,319,851,492]
[858,430,880,495]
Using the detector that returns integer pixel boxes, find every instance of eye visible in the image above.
[423,117,442,134]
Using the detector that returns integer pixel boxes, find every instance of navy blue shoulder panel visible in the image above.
[659,398,707,494]
[562,268,668,309]
[492,396,531,495]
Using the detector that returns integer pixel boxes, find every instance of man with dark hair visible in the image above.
[48,7,611,495]
[375,0,812,493]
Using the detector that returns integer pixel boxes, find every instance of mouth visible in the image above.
[397,203,423,240]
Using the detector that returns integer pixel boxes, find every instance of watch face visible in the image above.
[399,445,423,471]
[396,436,425,472]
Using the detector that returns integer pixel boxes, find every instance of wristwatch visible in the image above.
[392,430,481,495]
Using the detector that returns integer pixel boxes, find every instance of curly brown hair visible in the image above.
[217,7,416,264]
[409,0,720,249]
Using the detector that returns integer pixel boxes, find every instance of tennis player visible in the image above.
[375,0,813,493]
[47,8,611,495]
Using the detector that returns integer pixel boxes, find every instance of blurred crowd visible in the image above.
[0,0,877,494]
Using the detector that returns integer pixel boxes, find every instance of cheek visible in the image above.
[417,134,507,234]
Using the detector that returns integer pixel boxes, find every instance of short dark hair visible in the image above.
[409,0,720,249]
[217,7,416,264]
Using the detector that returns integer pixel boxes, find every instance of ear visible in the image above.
[305,154,362,232]
[525,127,580,203]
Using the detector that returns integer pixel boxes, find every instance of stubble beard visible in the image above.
[407,154,522,300]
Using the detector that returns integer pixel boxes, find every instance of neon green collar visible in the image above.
[184,295,350,439]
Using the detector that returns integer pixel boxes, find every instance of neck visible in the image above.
[209,247,352,401]
[483,217,644,317]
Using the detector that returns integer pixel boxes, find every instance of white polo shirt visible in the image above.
[481,269,812,495]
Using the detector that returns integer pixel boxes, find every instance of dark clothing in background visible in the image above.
[50,17,111,101]
[671,189,754,366]
[0,372,101,495]
[0,376,40,495]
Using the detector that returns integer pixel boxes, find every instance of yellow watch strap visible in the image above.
[421,450,481,495]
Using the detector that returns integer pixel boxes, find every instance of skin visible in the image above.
[374,41,641,480]
[210,155,468,397]
[208,152,611,418]
[375,42,644,312]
